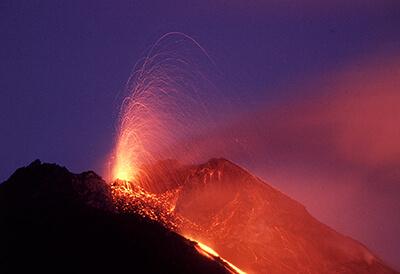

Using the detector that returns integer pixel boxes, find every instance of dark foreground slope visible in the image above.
[0,160,229,274]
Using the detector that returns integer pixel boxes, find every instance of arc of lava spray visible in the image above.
[110,32,220,183]
[108,33,247,274]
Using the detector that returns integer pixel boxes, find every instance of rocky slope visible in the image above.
[0,160,231,274]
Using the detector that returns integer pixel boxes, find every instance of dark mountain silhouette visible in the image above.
[0,160,230,274]
[138,158,398,274]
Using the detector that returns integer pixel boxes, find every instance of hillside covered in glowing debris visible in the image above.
[118,158,397,274]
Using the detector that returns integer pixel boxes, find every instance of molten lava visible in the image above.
[187,236,247,274]
[110,177,247,274]
[111,179,180,230]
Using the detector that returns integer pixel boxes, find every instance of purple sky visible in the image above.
[1,0,399,269]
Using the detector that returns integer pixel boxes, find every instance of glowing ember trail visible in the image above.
[109,32,219,183]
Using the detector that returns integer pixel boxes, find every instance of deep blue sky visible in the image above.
[1,0,400,269]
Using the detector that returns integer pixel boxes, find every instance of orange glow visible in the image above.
[112,137,141,181]
[110,172,247,274]
[110,178,181,230]
[185,236,247,274]
[196,241,220,258]
[109,32,219,183]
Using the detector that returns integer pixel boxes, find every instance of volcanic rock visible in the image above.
[0,160,230,274]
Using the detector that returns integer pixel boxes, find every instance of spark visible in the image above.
[109,32,220,183]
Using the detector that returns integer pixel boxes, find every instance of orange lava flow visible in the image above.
[186,236,247,274]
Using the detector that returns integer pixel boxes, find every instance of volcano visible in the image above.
[134,158,397,274]
[1,159,397,274]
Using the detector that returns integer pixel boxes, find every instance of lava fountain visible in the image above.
[108,33,246,273]
[110,32,222,183]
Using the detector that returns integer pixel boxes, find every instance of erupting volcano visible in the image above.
[103,34,397,273]
[107,33,246,272]
[1,33,397,274]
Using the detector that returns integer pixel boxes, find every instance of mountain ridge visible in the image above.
[0,159,232,274]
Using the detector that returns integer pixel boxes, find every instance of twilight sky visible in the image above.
[1,0,399,269]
